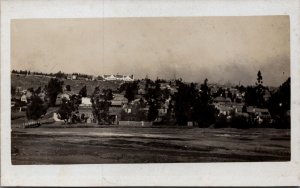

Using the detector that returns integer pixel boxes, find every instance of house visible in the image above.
[160,83,170,90]
[115,75,124,81]
[247,106,272,124]
[213,96,232,104]
[254,108,272,124]
[20,94,27,103]
[66,75,73,80]
[78,97,94,123]
[158,108,168,117]
[78,106,94,123]
[216,105,233,116]
[80,97,92,107]
[103,75,117,81]
[110,94,128,107]
[123,75,134,82]
[56,93,71,106]
[109,106,123,124]
[121,99,148,121]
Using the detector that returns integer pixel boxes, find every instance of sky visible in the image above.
[11,16,290,86]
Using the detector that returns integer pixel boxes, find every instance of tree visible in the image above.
[66,85,71,91]
[26,95,48,120]
[256,70,263,85]
[193,79,216,127]
[245,70,266,107]
[11,85,16,96]
[268,77,290,128]
[91,87,111,124]
[103,89,113,100]
[145,81,162,121]
[35,86,42,94]
[55,71,66,79]
[79,85,87,97]
[174,81,193,125]
[255,70,266,107]
[46,78,64,106]
[58,98,77,123]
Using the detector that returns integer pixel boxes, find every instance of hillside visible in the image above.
[11,74,121,95]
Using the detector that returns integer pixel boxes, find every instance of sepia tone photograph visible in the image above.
[10,16,291,165]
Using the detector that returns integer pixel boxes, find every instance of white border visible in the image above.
[1,0,300,186]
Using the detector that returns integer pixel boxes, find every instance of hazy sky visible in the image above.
[11,16,290,86]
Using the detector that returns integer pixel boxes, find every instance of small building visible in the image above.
[109,106,123,124]
[110,94,128,107]
[20,94,27,103]
[158,108,168,117]
[80,97,92,107]
[56,93,71,106]
[123,75,134,82]
[217,105,233,116]
[103,75,117,81]
[66,75,73,80]
[78,97,94,123]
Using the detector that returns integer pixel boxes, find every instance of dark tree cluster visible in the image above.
[174,79,216,127]
[267,77,290,128]
[91,87,112,124]
[46,78,64,107]
[26,95,48,120]
[79,85,87,97]
[119,81,139,102]
[244,70,267,107]
[57,95,82,123]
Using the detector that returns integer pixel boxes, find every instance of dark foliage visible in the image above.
[79,85,87,97]
[26,95,48,120]
[66,85,71,91]
[46,78,64,107]
[91,87,112,124]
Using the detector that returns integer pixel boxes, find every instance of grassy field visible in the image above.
[11,126,290,164]
[11,74,121,95]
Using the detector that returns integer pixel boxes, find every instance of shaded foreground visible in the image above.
[11,127,290,164]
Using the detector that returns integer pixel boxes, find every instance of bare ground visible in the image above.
[11,126,290,164]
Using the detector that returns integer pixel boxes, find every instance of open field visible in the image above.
[11,74,121,95]
[11,127,290,164]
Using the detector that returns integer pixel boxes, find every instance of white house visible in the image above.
[103,75,117,81]
[103,74,134,81]
[80,97,92,107]
[123,75,134,82]
[21,94,27,103]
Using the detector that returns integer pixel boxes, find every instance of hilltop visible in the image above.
[11,74,121,96]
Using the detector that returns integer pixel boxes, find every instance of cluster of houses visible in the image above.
[66,74,134,82]
[11,87,47,113]
[210,86,272,124]
[12,74,274,127]
[54,79,273,126]
[12,71,135,82]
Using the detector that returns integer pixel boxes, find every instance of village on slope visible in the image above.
[11,70,290,129]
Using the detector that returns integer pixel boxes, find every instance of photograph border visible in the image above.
[1,0,300,186]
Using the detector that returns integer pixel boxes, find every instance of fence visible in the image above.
[21,121,41,128]
[118,121,153,126]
